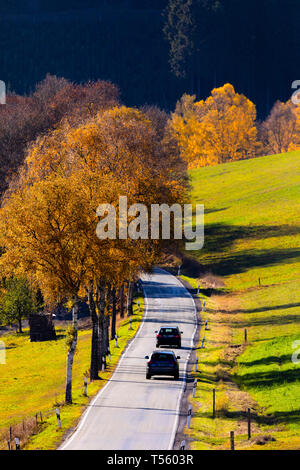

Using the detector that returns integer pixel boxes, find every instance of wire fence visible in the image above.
[0,407,58,450]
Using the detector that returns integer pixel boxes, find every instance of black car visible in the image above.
[145,350,180,380]
[155,326,182,348]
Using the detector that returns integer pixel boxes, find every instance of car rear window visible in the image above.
[151,353,174,362]
[160,328,178,334]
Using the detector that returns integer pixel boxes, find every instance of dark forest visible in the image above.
[0,0,299,117]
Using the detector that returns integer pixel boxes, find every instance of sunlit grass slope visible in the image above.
[187,150,300,449]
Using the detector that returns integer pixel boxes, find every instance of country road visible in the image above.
[61,268,197,450]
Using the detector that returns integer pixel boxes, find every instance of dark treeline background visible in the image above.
[0,0,299,118]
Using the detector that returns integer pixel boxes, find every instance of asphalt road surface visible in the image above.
[61,267,197,450]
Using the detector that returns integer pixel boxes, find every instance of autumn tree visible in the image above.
[260,100,300,154]
[0,176,97,402]
[290,104,300,151]
[170,83,260,167]
[1,101,187,386]
[66,106,183,377]
[0,75,119,198]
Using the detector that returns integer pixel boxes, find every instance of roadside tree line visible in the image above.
[0,88,187,403]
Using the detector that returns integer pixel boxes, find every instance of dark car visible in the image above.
[155,326,182,348]
[145,350,180,380]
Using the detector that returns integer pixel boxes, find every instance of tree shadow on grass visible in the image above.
[183,221,300,277]
[235,367,300,389]
[215,408,300,426]
[199,247,300,277]
[238,354,295,367]
[231,313,300,328]
[204,207,228,215]
[188,286,227,298]
[203,223,300,256]
[219,302,300,315]
[180,232,299,282]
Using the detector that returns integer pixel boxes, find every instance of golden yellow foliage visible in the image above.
[169,83,260,168]
[1,105,187,300]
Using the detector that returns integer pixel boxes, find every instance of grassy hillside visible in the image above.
[185,151,300,449]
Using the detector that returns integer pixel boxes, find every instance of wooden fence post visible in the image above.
[247,408,251,439]
[230,431,235,450]
[213,389,216,419]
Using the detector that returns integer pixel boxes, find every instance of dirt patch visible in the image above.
[254,434,276,445]
[224,344,246,364]
[201,273,225,289]
[211,292,241,313]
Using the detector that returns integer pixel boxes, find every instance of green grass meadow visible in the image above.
[185,151,300,449]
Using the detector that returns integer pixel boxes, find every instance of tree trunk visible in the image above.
[106,307,110,351]
[103,285,112,369]
[111,287,117,340]
[105,312,110,356]
[127,281,133,317]
[119,284,124,318]
[87,286,100,380]
[18,317,23,334]
[102,308,108,370]
[65,298,79,404]
[96,284,105,372]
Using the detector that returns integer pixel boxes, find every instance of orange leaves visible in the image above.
[169,83,259,168]
[0,103,187,303]
[0,176,91,303]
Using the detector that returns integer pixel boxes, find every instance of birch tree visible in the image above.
[0,176,92,403]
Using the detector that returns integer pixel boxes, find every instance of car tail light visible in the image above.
[156,334,162,338]
[147,361,152,365]
[175,335,180,338]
